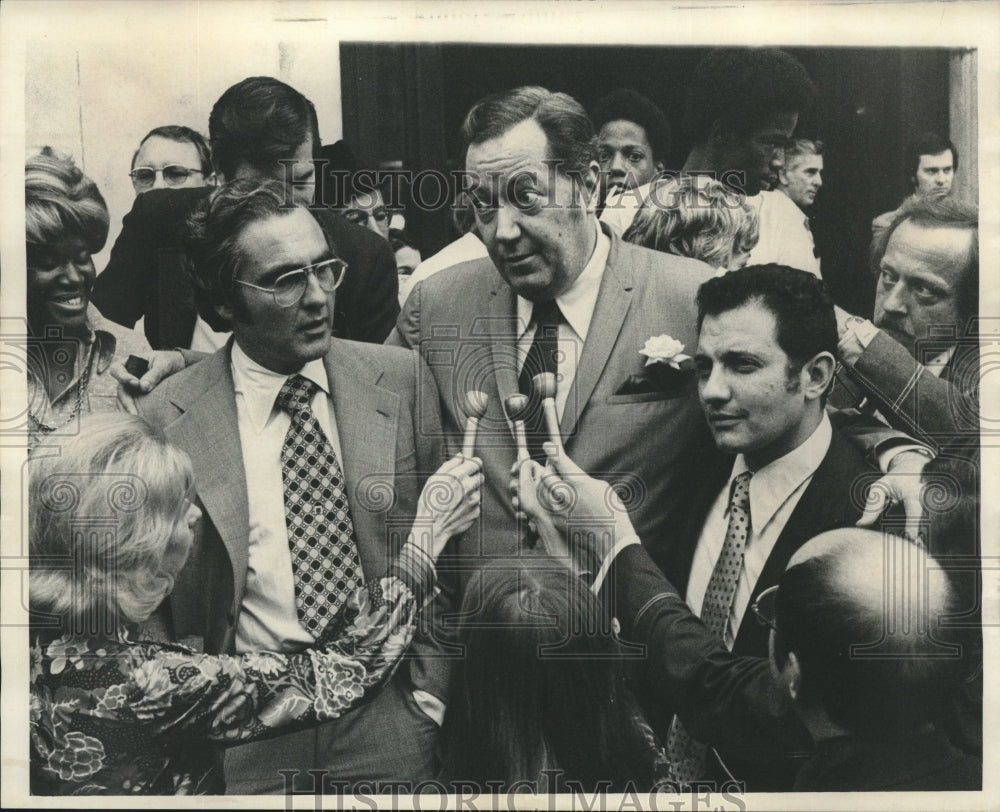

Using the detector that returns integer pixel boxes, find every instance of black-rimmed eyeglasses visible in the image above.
[129,165,205,189]
[235,258,348,308]
[750,584,779,633]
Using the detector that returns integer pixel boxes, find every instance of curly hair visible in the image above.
[25,146,109,254]
[624,176,759,269]
[683,48,817,142]
[29,413,195,633]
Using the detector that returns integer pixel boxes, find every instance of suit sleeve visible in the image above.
[92,193,152,329]
[603,544,810,755]
[845,331,977,449]
[355,237,401,343]
[404,348,455,704]
[385,279,422,349]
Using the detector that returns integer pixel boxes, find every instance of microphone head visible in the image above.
[462,390,489,418]
[532,372,557,399]
[503,393,530,420]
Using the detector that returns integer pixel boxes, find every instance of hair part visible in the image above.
[208,76,320,181]
[29,413,195,634]
[460,86,597,179]
[624,176,759,268]
[684,48,817,143]
[26,146,109,254]
[132,124,213,175]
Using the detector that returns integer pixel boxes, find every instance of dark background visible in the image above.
[340,44,952,317]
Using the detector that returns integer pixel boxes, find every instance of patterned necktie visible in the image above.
[666,470,753,786]
[518,299,563,462]
[276,374,364,638]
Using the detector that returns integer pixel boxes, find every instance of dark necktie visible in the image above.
[666,470,753,785]
[518,299,563,462]
[276,374,364,638]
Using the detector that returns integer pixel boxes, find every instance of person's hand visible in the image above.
[412,454,483,560]
[511,442,636,569]
[112,349,186,408]
[858,449,931,540]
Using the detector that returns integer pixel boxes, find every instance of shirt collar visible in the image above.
[517,218,609,340]
[230,341,330,434]
[925,344,957,378]
[730,413,832,536]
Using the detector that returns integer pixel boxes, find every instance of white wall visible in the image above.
[24,1,343,270]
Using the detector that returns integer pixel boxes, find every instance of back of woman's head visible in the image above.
[442,558,655,792]
[29,413,194,635]
[25,146,109,254]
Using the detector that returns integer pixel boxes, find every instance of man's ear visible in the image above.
[214,300,234,324]
[803,351,836,401]
[654,159,665,174]
[777,166,789,188]
[579,160,602,211]
[783,651,802,701]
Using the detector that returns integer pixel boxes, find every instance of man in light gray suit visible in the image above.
[389,86,718,576]
[134,179,448,793]
[389,86,932,583]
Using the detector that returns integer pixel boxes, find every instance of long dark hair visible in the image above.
[441,557,658,792]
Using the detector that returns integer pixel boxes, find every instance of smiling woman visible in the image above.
[24,147,153,449]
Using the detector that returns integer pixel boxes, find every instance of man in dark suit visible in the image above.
[515,265,879,791]
[834,194,979,456]
[134,180,454,793]
[93,76,398,350]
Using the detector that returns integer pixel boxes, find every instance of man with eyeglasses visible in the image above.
[132,179,454,793]
[512,265,879,791]
[129,125,212,195]
[94,77,399,352]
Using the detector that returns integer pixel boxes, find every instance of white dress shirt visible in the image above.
[515,220,610,422]
[686,414,833,649]
[230,343,345,653]
[745,190,822,278]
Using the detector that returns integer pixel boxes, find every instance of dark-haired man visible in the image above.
[682,48,821,277]
[134,179,467,793]
[872,132,958,241]
[94,77,398,350]
[591,88,671,231]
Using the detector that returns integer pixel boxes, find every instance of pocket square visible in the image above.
[615,360,695,395]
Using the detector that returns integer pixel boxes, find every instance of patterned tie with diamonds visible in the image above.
[276,374,364,638]
[666,469,753,786]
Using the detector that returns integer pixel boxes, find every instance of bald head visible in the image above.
[775,529,959,736]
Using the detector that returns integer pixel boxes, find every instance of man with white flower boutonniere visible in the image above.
[389,86,934,590]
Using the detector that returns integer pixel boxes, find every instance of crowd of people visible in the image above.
[24,46,982,798]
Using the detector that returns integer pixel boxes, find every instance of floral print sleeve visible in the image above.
[30,547,434,795]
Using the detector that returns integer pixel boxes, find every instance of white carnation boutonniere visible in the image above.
[639,334,692,370]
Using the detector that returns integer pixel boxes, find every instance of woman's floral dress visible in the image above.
[30,550,432,795]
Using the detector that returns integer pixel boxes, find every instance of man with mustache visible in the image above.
[834,194,979,454]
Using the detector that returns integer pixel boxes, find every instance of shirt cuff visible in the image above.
[879,443,935,472]
[412,689,446,726]
[838,318,880,366]
[590,533,642,596]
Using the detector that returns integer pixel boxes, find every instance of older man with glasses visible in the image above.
[131,178,458,794]
[129,125,213,195]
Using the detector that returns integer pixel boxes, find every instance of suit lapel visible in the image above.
[324,341,399,578]
[560,233,634,437]
[162,346,251,608]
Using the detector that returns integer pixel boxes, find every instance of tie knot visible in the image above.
[531,299,563,332]
[276,374,319,416]
[729,470,752,510]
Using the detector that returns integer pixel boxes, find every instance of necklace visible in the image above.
[28,346,93,434]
